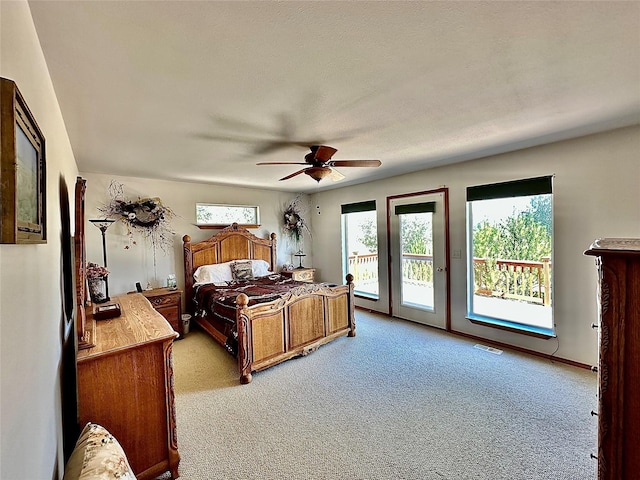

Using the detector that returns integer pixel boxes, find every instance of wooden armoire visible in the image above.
[584,238,640,480]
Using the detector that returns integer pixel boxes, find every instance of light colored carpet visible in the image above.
[160,311,597,480]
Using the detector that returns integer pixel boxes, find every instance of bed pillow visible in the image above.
[251,259,271,277]
[231,260,254,282]
[193,261,234,284]
[63,422,136,480]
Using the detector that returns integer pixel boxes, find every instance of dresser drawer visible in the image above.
[148,293,180,308]
[282,268,316,283]
[294,270,314,282]
[157,305,180,328]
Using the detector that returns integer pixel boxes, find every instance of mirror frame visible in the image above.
[75,176,95,349]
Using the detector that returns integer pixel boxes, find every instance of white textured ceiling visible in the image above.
[28,1,640,193]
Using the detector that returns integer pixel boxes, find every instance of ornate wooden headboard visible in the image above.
[182,223,277,312]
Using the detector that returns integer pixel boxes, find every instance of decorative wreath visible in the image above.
[283,195,310,242]
[98,181,175,252]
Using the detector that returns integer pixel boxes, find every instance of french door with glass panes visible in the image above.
[389,190,448,329]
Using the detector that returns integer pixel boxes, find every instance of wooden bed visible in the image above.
[183,223,355,384]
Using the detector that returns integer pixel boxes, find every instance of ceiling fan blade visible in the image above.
[194,132,273,143]
[311,145,338,162]
[330,160,382,167]
[330,168,345,181]
[253,141,298,155]
[256,162,308,165]
[209,113,282,137]
[279,169,307,181]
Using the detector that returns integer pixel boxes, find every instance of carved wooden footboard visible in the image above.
[235,277,355,384]
[183,223,355,384]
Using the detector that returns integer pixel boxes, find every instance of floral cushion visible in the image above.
[231,260,254,282]
[64,423,136,480]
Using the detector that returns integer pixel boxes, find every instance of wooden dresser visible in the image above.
[141,287,183,337]
[281,268,316,283]
[77,294,180,479]
[585,238,640,480]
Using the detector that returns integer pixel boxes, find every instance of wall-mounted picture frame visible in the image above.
[1,77,47,244]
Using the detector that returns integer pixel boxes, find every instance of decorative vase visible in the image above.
[88,276,107,304]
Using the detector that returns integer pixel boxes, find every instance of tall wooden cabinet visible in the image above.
[77,293,180,479]
[585,238,640,480]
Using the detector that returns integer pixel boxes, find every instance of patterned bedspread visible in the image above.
[193,274,304,324]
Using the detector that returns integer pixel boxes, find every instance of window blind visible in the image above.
[394,202,436,215]
[341,200,376,214]
[467,176,553,201]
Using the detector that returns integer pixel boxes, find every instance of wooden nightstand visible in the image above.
[281,268,316,283]
[142,287,183,337]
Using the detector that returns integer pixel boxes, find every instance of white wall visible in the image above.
[0,1,79,478]
[311,126,640,366]
[80,173,307,296]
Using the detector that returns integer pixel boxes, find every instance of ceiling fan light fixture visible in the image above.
[305,166,332,182]
[259,145,381,182]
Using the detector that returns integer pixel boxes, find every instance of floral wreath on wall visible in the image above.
[283,195,310,244]
[98,181,176,284]
[98,180,176,257]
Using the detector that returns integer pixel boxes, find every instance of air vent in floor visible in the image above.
[474,344,503,355]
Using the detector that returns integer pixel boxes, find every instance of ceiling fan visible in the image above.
[257,145,381,182]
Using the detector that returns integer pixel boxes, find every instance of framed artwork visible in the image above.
[0,77,46,244]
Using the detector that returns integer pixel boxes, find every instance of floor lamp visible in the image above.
[89,219,115,302]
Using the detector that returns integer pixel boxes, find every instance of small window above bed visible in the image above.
[195,204,260,229]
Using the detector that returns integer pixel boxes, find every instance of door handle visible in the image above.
[436,267,446,272]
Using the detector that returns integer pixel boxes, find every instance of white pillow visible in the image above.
[194,259,272,284]
[193,261,234,284]
[251,259,271,277]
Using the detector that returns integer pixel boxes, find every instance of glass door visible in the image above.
[389,191,447,329]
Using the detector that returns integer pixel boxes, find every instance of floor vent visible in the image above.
[474,344,503,355]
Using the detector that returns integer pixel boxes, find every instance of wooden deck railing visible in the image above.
[400,253,433,283]
[348,253,434,284]
[347,253,552,306]
[473,257,551,305]
[348,253,379,283]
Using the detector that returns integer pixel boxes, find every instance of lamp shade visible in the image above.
[304,167,332,182]
[89,218,116,231]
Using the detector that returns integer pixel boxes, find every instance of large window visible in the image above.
[466,176,554,336]
[341,200,378,298]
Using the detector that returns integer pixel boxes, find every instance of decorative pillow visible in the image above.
[193,261,234,284]
[231,259,272,277]
[231,260,254,282]
[63,422,136,480]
